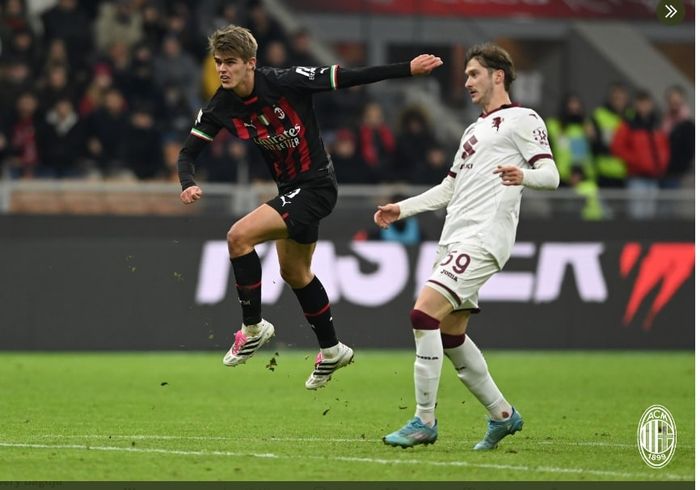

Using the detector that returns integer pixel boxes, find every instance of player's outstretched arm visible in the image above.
[374,203,401,229]
[333,55,443,90]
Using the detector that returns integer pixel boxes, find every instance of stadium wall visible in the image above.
[0,214,693,350]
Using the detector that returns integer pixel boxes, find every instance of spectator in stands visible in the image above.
[611,90,669,220]
[160,82,193,139]
[590,82,630,188]
[78,63,113,116]
[0,119,7,168]
[125,106,165,180]
[357,101,396,182]
[123,42,164,118]
[198,0,243,34]
[546,93,595,186]
[411,147,449,186]
[200,132,252,183]
[153,35,201,111]
[86,87,129,177]
[393,106,446,184]
[8,28,39,66]
[289,28,316,67]
[41,38,71,74]
[162,136,183,183]
[105,40,133,95]
[38,63,76,113]
[41,0,91,75]
[329,128,367,184]
[95,0,144,55]
[1,0,31,40]
[36,97,87,178]
[0,58,33,116]
[141,2,166,50]
[661,85,694,189]
[7,91,41,178]
[245,0,286,49]
[568,165,605,220]
[314,84,369,133]
[263,40,288,68]
[163,3,202,58]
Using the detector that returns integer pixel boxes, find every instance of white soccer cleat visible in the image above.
[222,319,275,367]
[304,342,354,390]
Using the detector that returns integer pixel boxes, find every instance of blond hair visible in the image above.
[208,25,258,60]
[466,43,516,91]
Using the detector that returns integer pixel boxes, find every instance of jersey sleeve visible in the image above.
[270,62,412,93]
[178,106,224,190]
[511,111,553,167]
[268,66,340,93]
[189,106,223,143]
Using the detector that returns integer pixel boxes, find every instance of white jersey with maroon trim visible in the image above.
[440,105,552,268]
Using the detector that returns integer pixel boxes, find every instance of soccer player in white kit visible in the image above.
[376,43,560,449]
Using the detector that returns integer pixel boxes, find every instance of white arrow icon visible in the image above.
[665,4,677,18]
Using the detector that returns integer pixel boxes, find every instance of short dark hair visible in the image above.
[465,43,516,90]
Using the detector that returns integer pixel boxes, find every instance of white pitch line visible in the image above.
[19,434,694,449]
[0,441,691,481]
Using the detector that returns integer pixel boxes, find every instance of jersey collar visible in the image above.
[480,103,519,118]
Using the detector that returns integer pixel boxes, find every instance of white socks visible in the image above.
[444,334,512,421]
[413,329,443,426]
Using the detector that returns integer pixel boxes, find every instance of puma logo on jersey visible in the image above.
[274,107,285,120]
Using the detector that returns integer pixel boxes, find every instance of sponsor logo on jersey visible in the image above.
[253,124,302,150]
[533,127,549,146]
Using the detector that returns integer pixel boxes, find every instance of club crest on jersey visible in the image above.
[274,107,286,120]
[492,116,503,131]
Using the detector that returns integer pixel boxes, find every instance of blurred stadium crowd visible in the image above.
[0,0,694,218]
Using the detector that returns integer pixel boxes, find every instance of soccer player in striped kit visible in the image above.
[376,43,559,448]
[177,25,442,389]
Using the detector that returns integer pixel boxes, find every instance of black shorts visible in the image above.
[266,177,338,244]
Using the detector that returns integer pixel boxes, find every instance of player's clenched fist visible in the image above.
[374,203,401,229]
[180,185,203,204]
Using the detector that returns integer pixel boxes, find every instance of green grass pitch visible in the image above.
[0,350,693,481]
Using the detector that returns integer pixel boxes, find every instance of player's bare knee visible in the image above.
[226,224,251,257]
[279,266,312,288]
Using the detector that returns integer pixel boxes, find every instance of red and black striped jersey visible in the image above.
[178,62,411,191]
